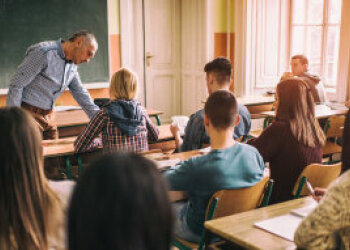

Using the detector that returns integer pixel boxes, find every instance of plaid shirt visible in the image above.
[74,107,159,153]
[6,39,99,118]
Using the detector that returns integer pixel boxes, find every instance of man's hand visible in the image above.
[281,72,294,81]
[311,187,327,202]
[170,123,182,150]
[170,123,180,137]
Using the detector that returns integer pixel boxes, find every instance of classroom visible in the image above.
[1,0,350,249]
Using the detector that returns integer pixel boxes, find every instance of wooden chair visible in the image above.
[323,115,345,161]
[172,176,273,250]
[293,163,341,198]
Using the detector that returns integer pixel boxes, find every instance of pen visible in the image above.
[306,181,314,195]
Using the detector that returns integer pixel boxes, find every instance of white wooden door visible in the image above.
[144,0,181,122]
[180,0,210,116]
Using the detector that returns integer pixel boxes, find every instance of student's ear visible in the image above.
[234,114,241,127]
[303,63,308,72]
[204,114,210,129]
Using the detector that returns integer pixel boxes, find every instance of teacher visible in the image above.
[6,30,100,139]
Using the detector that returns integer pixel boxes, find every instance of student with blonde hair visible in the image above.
[249,78,325,203]
[74,68,159,153]
[0,107,72,250]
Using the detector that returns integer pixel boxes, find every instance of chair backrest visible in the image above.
[292,162,342,197]
[206,176,270,219]
[324,115,345,138]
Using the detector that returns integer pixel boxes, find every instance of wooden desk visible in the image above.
[43,124,176,158]
[204,197,315,250]
[260,106,347,120]
[55,108,164,137]
[237,95,275,107]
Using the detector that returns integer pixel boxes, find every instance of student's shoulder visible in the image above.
[234,142,261,155]
[330,170,350,191]
[189,109,204,120]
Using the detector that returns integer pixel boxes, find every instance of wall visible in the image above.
[0,0,121,107]
[214,0,235,91]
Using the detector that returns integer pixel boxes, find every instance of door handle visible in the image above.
[146,52,154,66]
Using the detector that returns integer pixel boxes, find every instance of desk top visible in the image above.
[205,197,314,250]
[43,124,176,157]
[237,95,275,106]
[261,106,347,119]
[55,108,164,128]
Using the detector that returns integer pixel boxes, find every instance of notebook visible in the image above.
[254,201,317,241]
[156,158,181,170]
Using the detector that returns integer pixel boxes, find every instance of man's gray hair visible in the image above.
[68,30,97,47]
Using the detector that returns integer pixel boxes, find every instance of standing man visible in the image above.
[7,30,100,139]
[281,54,327,103]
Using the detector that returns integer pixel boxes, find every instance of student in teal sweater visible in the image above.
[164,90,265,243]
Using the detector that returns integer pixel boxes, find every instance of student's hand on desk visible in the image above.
[311,187,327,202]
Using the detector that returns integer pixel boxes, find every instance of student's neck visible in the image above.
[209,83,230,94]
[209,129,235,150]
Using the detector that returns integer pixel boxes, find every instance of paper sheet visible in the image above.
[254,214,303,241]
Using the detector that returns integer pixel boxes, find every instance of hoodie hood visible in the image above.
[105,99,143,136]
[300,72,321,85]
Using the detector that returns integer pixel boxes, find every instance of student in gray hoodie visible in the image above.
[281,54,327,103]
[74,68,159,153]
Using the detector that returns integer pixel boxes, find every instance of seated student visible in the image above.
[171,57,251,152]
[248,79,325,203]
[281,54,327,103]
[164,90,264,243]
[0,107,74,250]
[74,68,159,153]
[294,109,350,249]
[68,153,173,250]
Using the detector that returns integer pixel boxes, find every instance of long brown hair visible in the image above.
[276,79,325,147]
[0,107,62,250]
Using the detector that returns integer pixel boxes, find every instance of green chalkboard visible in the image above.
[0,0,109,90]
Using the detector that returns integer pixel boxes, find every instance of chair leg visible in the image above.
[294,176,307,199]
[65,156,72,180]
[172,239,192,250]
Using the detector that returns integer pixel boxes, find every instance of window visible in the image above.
[290,0,342,88]
[235,0,349,99]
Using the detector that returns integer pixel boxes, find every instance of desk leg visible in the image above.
[155,115,161,126]
[65,157,73,180]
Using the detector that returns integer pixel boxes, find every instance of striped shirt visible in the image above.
[6,39,99,118]
[74,107,159,153]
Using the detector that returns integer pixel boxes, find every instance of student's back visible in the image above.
[74,68,159,153]
[164,90,264,242]
[249,79,325,203]
[165,142,264,236]
[0,107,65,250]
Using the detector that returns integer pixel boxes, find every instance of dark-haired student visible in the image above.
[0,107,74,250]
[248,78,325,204]
[74,68,159,153]
[294,109,350,249]
[164,90,264,243]
[68,153,173,250]
[170,57,251,152]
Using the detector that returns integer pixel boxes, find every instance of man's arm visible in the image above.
[68,73,100,118]
[7,49,47,106]
[180,111,208,152]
